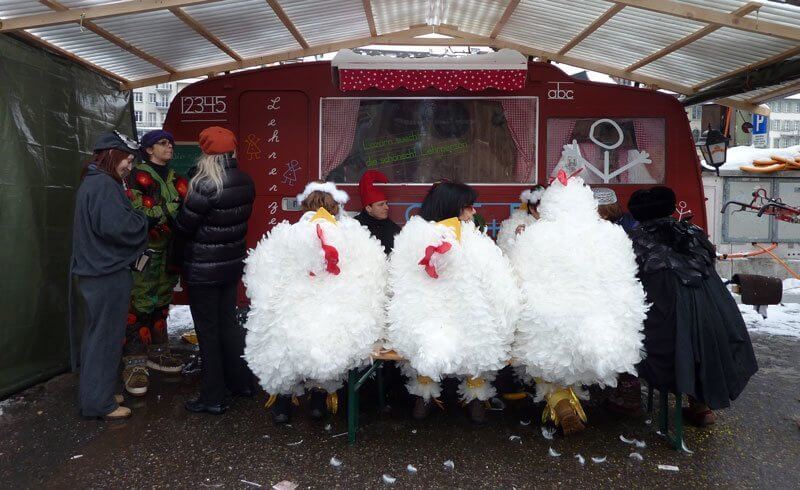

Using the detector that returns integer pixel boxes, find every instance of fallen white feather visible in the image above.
[681,441,694,454]
[329,457,342,468]
[548,447,561,457]
[629,452,644,461]
[509,435,522,443]
[240,480,262,488]
[382,474,396,485]
[591,456,607,464]
[286,440,303,446]
[443,460,455,470]
[70,455,83,460]
[658,464,679,472]
[324,424,332,432]
[331,432,348,438]
[272,481,297,490]
[406,464,418,474]
[620,434,646,447]
[574,454,585,465]
[541,426,556,440]
[519,420,531,426]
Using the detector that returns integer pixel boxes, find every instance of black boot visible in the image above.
[272,395,292,425]
[309,389,328,420]
[467,399,486,424]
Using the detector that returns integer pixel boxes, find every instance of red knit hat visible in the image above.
[359,170,389,207]
[198,126,237,155]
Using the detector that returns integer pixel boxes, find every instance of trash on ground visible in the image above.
[239,480,262,488]
[331,432,348,438]
[70,454,83,460]
[272,481,297,490]
[658,464,679,472]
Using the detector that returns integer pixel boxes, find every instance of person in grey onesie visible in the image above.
[71,131,148,420]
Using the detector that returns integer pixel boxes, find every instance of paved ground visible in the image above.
[1,333,798,489]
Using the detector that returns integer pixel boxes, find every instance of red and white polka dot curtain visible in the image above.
[338,68,527,92]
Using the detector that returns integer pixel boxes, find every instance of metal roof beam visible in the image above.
[121,26,433,90]
[0,0,222,32]
[37,0,175,73]
[693,45,800,91]
[436,26,695,94]
[749,80,800,104]
[607,0,800,42]
[714,97,770,116]
[558,3,625,55]
[490,0,520,39]
[265,0,309,49]
[169,7,242,62]
[362,0,377,37]
[626,2,762,72]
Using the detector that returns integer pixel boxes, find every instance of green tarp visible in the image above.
[0,34,133,399]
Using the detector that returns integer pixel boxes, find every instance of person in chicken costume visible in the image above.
[496,185,545,255]
[386,182,520,424]
[508,170,648,434]
[243,182,387,424]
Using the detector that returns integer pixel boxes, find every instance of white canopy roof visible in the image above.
[1,0,798,114]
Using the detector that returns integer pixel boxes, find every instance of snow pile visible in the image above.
[740,303,800,338]
[701,144,800,172]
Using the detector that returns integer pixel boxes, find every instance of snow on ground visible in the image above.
[740,303,800,339]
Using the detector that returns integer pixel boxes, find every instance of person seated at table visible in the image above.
[243,181,388,424]
[386,182,520,424]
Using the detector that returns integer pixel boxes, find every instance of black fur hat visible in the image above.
[628,186,676,221]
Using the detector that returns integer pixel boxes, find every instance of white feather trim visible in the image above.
[457,373,497,402]
[386,217,521,382]
[520,188,545,205]
[296,181,350,205]
[401,363,442,400]
[243,214,387,394]
[496,210,537,256]
[509,176,648,388]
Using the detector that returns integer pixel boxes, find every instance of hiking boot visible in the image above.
[122,356,149,397]
[146,344,184,374]
[104,405,132,420]
[309,389,327,420]
[555,399,585,435]
[467,399,486,425]
[272,395,293,425]
[412,396,430,420]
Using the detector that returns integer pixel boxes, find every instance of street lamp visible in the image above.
[697,125,729,176]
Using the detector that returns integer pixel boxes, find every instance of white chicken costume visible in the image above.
[386,216,520,403]
[508,170,648,431]
[243,182,387,411]
[496,187,545,255]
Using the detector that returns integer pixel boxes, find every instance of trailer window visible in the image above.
[546,118,665,184]
[320,97,537,184]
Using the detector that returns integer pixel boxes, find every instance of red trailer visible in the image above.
[164,50,705,301]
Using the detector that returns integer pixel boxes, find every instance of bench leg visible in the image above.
[348,368,359,445]
[377,363,385,411]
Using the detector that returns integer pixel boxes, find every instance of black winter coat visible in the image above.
[629,217,758,409]
[176,158,255,286]
[354,211,401,254]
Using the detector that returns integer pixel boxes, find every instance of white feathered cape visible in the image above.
[496,210,537,256]
[386,217,520,382]
[243,211,387,394]
[509,176,648,388]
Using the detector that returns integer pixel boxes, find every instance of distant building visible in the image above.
[132,80,195,139]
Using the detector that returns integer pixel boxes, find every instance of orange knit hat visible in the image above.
[198,126,237,155]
